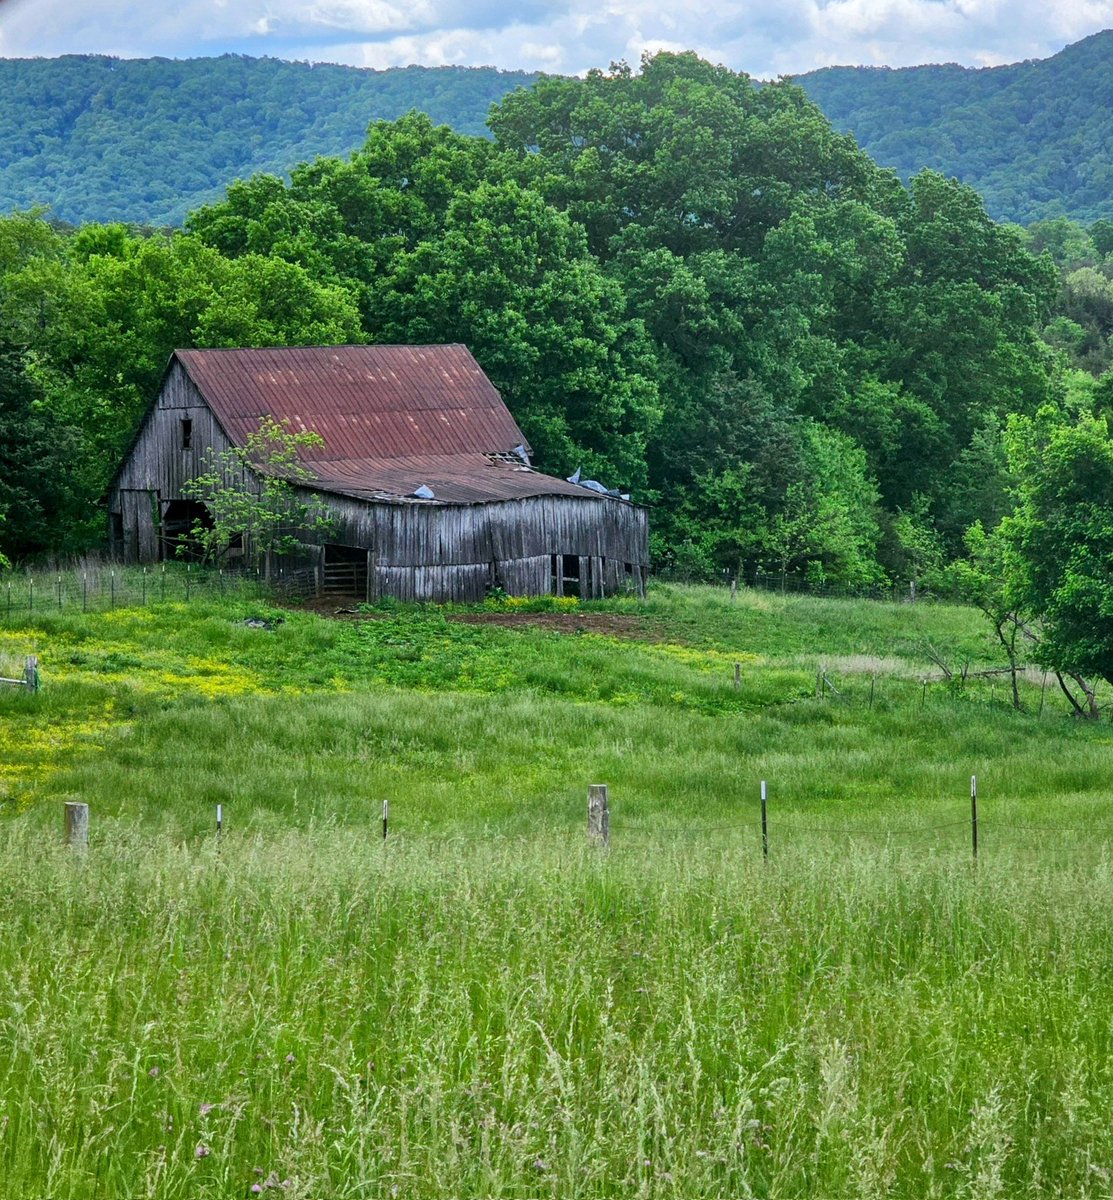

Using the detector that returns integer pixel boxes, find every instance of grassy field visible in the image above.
[2,582,1113,1197]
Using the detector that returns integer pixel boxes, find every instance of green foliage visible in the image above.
[0,53,1064,584]
[798,30,1113,226]
[1000,409,1113,687]
[0,344,86,561]
[0,55,538,227]
[181,416,335,567]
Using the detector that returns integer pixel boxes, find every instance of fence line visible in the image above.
[0,562,328,621]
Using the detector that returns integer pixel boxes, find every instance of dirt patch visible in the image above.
[448,612,662,639]
[294,600,663,641]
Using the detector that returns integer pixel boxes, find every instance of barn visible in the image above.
[107,345,649,602]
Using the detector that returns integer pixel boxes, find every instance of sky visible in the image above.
[0,0,1111,78]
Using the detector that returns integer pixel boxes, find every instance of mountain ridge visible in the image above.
[795,29,1113,224]
[2,33,1112,227]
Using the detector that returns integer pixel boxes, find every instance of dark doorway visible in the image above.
[160,499,211,561]
[322,544,368,598]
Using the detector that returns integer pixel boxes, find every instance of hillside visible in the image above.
[0,54,538,226]
[5,35,1113,229]
[797,29,1113,225]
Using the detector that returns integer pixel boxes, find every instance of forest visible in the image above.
[798,28,1113,225]
[3,52,1113,696]
[5,30,1113,230]
[0,54,538,226]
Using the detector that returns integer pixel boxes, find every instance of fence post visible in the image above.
[970,775,978,862]
[760,780,769,861]
[588,784,609,846]
[82,574,88,613]
[730,576,737,604]
[216,803,223,840]
[23,655,39,693]
[734,663,741,692]
[382,798,389,841]
[29,576,33,615]
[64,802,89,848]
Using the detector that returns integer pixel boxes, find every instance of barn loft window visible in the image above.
[181,418,192,450]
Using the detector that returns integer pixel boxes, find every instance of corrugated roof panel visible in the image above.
[175,345,527,460]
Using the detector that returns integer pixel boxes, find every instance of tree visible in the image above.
[181,417,335,578]
[946,521,1032,710]
[999,409,1113,711]
[370,179,661,488]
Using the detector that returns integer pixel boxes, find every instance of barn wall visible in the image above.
[312,491,649,602]
[108,363,241,561]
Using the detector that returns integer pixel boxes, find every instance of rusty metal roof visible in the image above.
[172,344,625,505]
[175,345,528,462]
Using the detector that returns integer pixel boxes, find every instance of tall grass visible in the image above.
[3,584,1113,1195]
[4,830,1113,1197]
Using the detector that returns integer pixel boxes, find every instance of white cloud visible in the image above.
[0,0,1111,77]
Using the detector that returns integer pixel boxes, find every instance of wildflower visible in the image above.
[194,1143,211,1159]
[199,1102,214,1116]
[284,1053,296,1064]
[251,1186,262,1195]
[148,1066,160,1078]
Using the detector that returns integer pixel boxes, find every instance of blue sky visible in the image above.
[1,0,1111,77]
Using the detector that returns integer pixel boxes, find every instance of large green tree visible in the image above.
[1000,409,1113,696]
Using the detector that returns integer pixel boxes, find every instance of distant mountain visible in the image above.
[5,36,1113,230]
[796,30,1113,226]
[0,55,538,227]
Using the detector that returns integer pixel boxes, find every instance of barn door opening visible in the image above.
[322,544,368,598]
[559,554,581,598]
[160,500,212,562]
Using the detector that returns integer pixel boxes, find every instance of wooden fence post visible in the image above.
[382,798,389,841]
[730,576,737,604]
[64,802,88,848]
[734,663,741,691]
[24,655,38,693]
[588,784,609,846]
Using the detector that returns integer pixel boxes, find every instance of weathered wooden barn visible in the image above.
[108,345,649,601]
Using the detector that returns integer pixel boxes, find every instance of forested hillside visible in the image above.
[797,29,1113,225]
[0,55,537,226]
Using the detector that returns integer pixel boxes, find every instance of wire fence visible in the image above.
[0,560,327,621]
[52,784,1113,867]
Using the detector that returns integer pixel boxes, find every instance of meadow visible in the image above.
[2,581,1113,1198]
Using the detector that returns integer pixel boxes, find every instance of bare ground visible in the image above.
[297,598,662,640]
